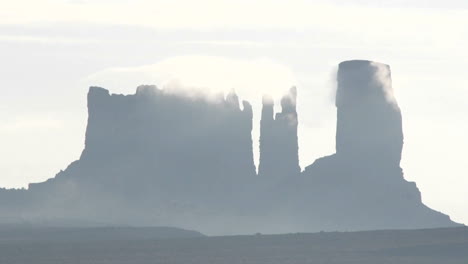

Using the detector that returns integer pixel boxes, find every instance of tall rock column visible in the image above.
[298,60,457,231]
[335,60,403,168]
[258,87,301,178]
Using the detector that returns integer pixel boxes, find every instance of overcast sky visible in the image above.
[1,0,467,224]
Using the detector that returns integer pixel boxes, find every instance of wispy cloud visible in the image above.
[85,55,296,103]
[0,115,63,133]
[3,0,468,35]
[0,34,99,44]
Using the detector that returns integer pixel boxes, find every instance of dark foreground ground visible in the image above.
[0,226,467,264]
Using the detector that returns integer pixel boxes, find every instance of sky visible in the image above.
[0,0,467,224]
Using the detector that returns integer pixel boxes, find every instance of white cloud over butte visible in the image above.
[85,55,296,105]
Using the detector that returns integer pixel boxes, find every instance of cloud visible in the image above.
[0,35,99,44]
[0,115,63,133]
[370,62,397,106]
[2,0,467,36]
[85,55,296,104]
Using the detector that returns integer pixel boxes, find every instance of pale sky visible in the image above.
[0,0,467,225]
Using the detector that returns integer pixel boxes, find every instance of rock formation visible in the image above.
[335,60,403,168]
[12,85,257,230]
[296,60,454,231]
[258,87,300,178]
[0,61,461,235]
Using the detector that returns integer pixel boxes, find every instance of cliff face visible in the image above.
[299,60,453,231]
[23,86,257,229]
[0,61,460,234]
[81,85,256,190]
[258,87,300,178]
[335,61,403,168]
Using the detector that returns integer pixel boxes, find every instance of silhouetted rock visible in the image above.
[8,85,257,231]
[258,87,300,178]
[335,60,403,167]
[0,61,460,235]
[297,60,455,231]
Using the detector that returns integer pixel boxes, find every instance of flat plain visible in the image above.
[0,227,467,264]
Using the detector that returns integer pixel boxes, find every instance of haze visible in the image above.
[0,0,467,227]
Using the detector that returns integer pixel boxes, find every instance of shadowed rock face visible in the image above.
[298,60,454,231]
[82,86,256,194]
[335,60,403,168]
[12,86,257,231]
[0,61,460,235]
[258,87,300,178]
